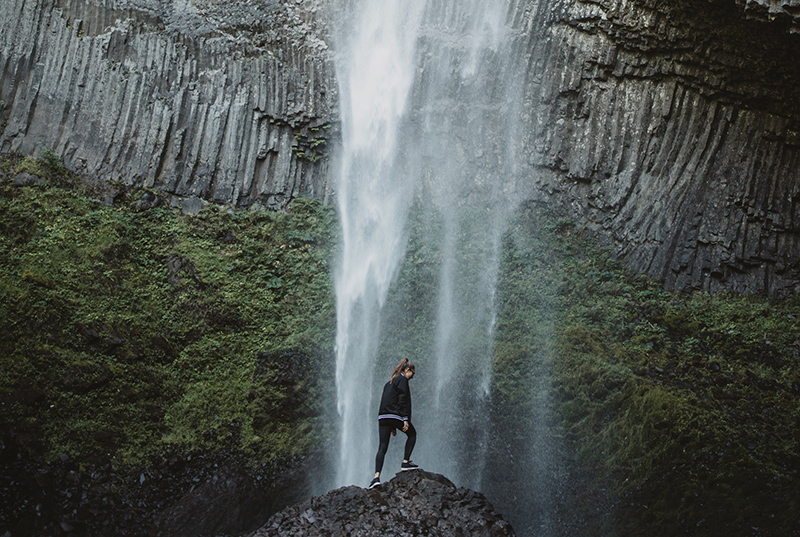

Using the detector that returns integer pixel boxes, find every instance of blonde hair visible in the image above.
[390,358,415,381]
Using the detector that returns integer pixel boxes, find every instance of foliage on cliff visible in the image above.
[500,205,800,536]
[3,151,800,536]
[382,200,800,537]
[0,152,336,535]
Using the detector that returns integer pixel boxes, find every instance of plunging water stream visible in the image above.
[330,0,535,514]
[329,0,428,489]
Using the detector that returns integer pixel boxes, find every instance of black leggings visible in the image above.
[374,419,416,474]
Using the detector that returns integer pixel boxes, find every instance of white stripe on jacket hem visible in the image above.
[378,414,408,421]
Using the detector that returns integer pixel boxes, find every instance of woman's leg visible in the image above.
[374,422,394,476]
[402,422,417,462]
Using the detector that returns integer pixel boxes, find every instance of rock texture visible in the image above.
[736,0,800,28]
[4,0,800,294]
[503,0,800,295]
[251,470,515,537]
[399,0,800,296]
[0,0,335,210]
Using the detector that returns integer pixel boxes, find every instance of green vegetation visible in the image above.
[380,200,800,536]
[292,124,332,163]
[2,151,799,535]
[525,211,800,536]
[0,152,336,471]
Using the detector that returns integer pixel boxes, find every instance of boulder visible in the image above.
[13,172,45,186]
[154,466,271,537]
[252,470,515,537]
[181,196,206,216]
[134,191,161,211]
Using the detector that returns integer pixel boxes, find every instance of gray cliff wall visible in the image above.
[3,0,800,295]
[0,0,335,209]
[405,0,800,295]
[508,0,800,295]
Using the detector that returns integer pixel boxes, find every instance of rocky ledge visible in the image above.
[251,470,515,537]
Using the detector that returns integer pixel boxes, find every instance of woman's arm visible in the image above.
[395,375,410,420]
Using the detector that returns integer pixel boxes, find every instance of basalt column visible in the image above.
[0,0,336,209]
[503,0,800,296]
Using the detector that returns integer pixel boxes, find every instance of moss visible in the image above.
[373,198,800,534]
[0,153,336,473]
[13,149,73,187]
[3,152,800,535]
[542,213,800,536]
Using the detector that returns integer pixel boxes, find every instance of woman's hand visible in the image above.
[402,421,409,432]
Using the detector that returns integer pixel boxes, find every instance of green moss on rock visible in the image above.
[0,153,336,472]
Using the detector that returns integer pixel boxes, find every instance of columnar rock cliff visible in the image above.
[3,0,800,294]
[0,0,335,210]
[509,0,800,295]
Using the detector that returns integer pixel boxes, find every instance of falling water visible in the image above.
[406,1,526,489]
[330,0,428,487]
[331,0,530,499]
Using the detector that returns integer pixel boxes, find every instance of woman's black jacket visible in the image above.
[378,374,411,421]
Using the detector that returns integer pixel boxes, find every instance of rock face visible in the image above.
[152,466,271,537]
[735,0,800,27]
[506,0,800,296]
[404,0,800,296]
[3,0,800,294]
[0,0,335,210]
[252,470,515,537]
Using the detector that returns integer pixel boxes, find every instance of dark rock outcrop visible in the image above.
[735,0,800,27]
[252,470,515,537]
[153,466,271,537]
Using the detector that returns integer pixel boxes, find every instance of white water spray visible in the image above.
[330,0,428,487]
[405,0,524,490]
[331,0,526,491]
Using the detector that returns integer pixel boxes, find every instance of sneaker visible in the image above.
[368,477,380,489]
[401,460,419,471]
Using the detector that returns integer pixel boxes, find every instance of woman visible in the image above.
[368,358,419,489]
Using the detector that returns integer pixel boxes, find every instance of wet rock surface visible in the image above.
[3,0,800,294]
[0,0,335,211]
[252,470,516,537]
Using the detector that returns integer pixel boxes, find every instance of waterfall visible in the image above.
[330,0,428,487]
[330,0,528,493]
[407,1,525,489]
